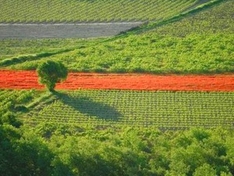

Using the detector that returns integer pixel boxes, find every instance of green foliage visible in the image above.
[193,164,216,176]
[0,50,68,68]
[0,124,57,176]
[0,90,36,127]
[7,33,234,73]
[15,125,234,175]
[37,61,68,91]
[63,33,234,73]
[1,112,21,128]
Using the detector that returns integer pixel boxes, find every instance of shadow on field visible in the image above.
[53,91,121,120]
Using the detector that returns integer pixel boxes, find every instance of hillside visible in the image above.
[0,0,234,175]
[0,0,233,74]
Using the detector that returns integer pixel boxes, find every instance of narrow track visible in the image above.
[0,22,143,39]
[0,70,233,91]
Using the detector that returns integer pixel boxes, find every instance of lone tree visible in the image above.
[37,61,68,91]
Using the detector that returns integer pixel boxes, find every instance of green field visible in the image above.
[1,0,234,175]
[1,89,234,175]
[0,0,197,23]
[1,89,233,130]
[0,0,233,74]
[21,90,234,129]
[150,0,234,36]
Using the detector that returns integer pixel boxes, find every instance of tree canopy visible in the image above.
[37,61,68,91]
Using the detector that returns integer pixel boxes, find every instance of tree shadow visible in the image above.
[53,91,121,121]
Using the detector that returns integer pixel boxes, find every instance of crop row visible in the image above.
[23,90,234,129]
[0,0,196,23]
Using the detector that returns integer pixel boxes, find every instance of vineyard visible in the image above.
[1,0,234,175]
[0,0,198,23]
[21,90,234,129]
[0,38,86,61]
[0,89,233,130]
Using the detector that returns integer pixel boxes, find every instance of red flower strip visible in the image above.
[0,70,233,91]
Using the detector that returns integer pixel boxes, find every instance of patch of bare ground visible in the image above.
[0,22,143,39]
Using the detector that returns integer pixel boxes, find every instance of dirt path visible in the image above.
[0,22,143,39]
[0,70,233,91]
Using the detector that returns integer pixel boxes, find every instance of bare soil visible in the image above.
[0,22,143,39]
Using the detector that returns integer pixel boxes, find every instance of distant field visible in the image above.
[20,90,234,129]
[0,0,197,23]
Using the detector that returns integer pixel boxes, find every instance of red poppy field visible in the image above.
[0,70,233,91]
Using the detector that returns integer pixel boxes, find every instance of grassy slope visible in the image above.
[1,0,233,74]
[0,39,89,61]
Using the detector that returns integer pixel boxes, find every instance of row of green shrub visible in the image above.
[1,122,234,176]
[6,33,234,74]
